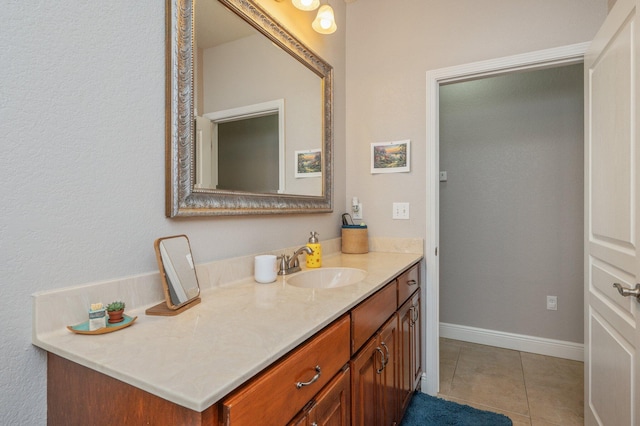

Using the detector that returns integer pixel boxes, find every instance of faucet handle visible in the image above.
[277,255,289,275]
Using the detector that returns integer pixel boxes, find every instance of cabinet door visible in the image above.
[311,366,351,426]
[288,367,351,426]
[288,411,312,426]
[350,335,384,426]
[350,316,399,426]
[378,315,399,426]
[410,292,422,390]
[398,298,414,416]
[399,291,422,418]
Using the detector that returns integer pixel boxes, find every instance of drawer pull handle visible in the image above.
[375,347,385,374]
[381,342,390,368]
[410,306,419,324]
[407,279,418,286]
[296,365,321,389]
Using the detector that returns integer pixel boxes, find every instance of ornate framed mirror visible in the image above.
[166,0,334,216]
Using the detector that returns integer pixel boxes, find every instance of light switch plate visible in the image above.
[392,202,410,220]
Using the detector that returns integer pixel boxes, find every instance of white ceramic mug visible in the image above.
[254,255,277,283]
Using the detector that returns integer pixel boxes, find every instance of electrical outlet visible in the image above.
[352,197,363,220]
[353,203,363,220]
[392,202,410,220]
[547,295,557,311]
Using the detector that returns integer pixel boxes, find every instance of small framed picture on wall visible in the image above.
[371,140,410,174]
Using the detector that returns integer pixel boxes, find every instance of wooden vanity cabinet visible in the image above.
[47,353,218,426]
[350,262,421,426]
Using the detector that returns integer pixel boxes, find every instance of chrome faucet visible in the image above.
[278,246,314,275]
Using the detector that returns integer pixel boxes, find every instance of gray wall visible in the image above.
[0,1,346,424]
[439,65,584,343]
[345,0,604,246]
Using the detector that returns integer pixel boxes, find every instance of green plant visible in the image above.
[106,301,125,312]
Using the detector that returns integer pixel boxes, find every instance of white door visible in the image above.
[195,116,216,189]
[585,0,640,424]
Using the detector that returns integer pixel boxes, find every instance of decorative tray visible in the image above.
[67,315,137,335]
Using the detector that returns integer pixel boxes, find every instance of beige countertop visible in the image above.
[33,250,423,412]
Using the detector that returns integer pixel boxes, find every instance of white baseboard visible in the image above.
[439,322,584,362]
[420,373,433,396]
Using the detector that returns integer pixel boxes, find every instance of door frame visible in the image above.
[423,42,589,395]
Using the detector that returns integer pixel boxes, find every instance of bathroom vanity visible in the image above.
[34,249,422,425]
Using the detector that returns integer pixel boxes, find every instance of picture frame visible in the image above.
[371,140,411,174]
[294,149,322,178]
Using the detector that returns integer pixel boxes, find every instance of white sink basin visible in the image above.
[286,267,367,289]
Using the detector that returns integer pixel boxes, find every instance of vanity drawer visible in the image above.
[221,315,350,426]
[397,263,420,308]
[350,282,397,354]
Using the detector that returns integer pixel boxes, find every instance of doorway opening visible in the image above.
[424,42,589,396]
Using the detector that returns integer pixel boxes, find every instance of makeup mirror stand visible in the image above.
[145,297,201,316]
[147,235,202,316]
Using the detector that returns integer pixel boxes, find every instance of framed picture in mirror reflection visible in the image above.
[295,149,322,178]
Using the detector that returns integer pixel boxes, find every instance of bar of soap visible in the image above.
[88,303,106,331]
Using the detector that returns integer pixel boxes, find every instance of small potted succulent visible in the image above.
[106,301,126,324]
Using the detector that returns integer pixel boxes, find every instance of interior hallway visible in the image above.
[438,338,584,425]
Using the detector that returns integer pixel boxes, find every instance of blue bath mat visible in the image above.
[401,392,513,426]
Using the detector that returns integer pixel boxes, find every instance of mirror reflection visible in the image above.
[194,0,322,196]
[165,0,333,216]
[154,235,200,309]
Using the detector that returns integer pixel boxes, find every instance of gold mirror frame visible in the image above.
[166,0,334,216]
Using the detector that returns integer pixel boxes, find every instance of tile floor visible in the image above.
[438,338,584,425]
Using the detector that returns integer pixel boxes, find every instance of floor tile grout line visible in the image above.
[450,344,462,391]
[518,351,533,425]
